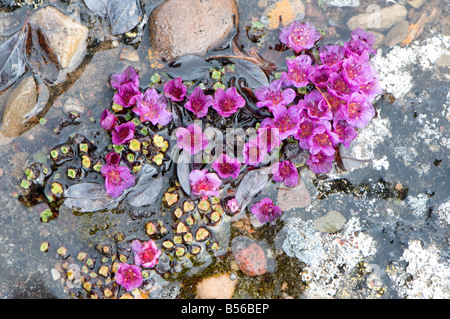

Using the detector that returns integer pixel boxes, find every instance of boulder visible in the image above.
[148,0,239,61]
[347,4,407,31]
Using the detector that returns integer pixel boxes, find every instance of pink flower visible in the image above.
[351,28,376,48]
[333,120,358,148]
[189,169,222,198]
[113,82,142,108]
[272,160,299,187]
[175,124,209,155]
[319,44,345,66]
[100,109,118,131]
[297,90,333,121]
[257,125,281,152]
[308,64,337,89]
[341,55,376,88]
[306,151,334,174]
[336,92,375,129]
[359,74,382,103]
[212,87,246,117]
[251,197,282,224]
[184,86,214,118]
[227,198,240,213]
[131,239,161,268]
[211,153,241,179]
[254,79,296,112]
[132,87,172,126]
[319,91,346,115]
[115,263,143,291]
[110,66,139,90]
[111,121,135,145]
[279,21,322,53]
[163,77,186,102]
[327,72,358,101]
[260,104,301,140]
[280,55,315,88]
[101,163,135,198]
[309,122,340,156]
[243,138,268,166]
[344,39,372,61]
[105,151,121,166]
[294,116,322,150]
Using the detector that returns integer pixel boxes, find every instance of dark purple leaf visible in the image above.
[0,26,28,92]
[84,0,110,18]
[108,0,142,35]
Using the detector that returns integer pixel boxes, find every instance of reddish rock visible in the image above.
[233,241,267,276]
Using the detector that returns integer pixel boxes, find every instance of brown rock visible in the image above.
[148,0,239,61]
[30,6,89,70]
[195,273,236,299]
[277,177,311,211]
[1,76,37,138]
[234,242,267,276]
[384,21,410,46]
[347,4,407,31]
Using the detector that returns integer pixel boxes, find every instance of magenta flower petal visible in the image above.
[306,151,334,174]
[272,160,299,187]
[294,116,322,150]
[255,79,296,111]
[131,239,161,268]
[132,87,172,126]
[279,21,322,53]
[189,169,222,198]
[351,28,376,48]
[211,153,241,179]
[100,109,118,131]
[338,92,375,129]
[113,82,142,108]
[298,90,333,121]
[333,120,358,148]
[111,121,135,145]
[105,151,121,166]
[184,86,214,118]
[327,72,358,101]
[110,66,139,90]
[308,121,340,156]
[268,104,302,140]
[115,263,143,291]
[250,197,282,224]
[243,138,268,166]
[257,125,281,153]
[212,87,246,117]
[101,164,135,198]
[281,55,315,88]
[163,77,186,102]
[308,64,338,89]
[175,124,209,155]
[227,198,240,213]
[319,44,345,66]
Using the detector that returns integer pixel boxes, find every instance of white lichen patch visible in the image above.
[435,200,450,227]
[371,35,450,98]
[282,217,379,298]
[388,239,450,299]
[406,193,429,217]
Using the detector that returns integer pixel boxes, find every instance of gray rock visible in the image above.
[313,210,346,233]
[384,21,410,47]
[407,0,426,9]
[277,177,311,211]
[1,76,37,138]
[347,4,407,31]
[148,0,239,61]
[326,0,359,7]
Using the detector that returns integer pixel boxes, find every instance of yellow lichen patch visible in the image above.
[265,0,304,30]
[148,49,164,69]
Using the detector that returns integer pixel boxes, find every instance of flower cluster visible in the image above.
[115,239,161,291]
[254,24,381,174]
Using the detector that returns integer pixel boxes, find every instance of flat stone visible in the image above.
[347,4,407,31]
[30,6,89,70]
[261,0,305,30]
[407,0,426,9]
[313,210,347,233]
[276,177,311,211]
[1,76,37,138]
[195,273,236,299]
[148,0,239,61]
[384,21,410,47]
[325,0,359,7]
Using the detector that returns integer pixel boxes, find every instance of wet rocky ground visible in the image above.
[0,0,448,299]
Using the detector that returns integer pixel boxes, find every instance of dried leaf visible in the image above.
[235,168,269,212]
[177,151,191,196]
[84,0,109,18]
[0,26,28,92]
[64,182,121,212]
[25,22,61,85]
[126,165,163,207]
[108,0,142,35]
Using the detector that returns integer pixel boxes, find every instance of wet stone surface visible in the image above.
[0,0,449,299]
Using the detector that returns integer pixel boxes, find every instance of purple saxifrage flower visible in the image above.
[212,87,246,117]
[254,79,296,112]
[132,87,172,126]
[115,263,143,291]
[260,104,301,140]
[163,77,187,102]
[175,124,209,155]
[113,82,142,108]
[131,239,161,268]
[184,86,214,118]
[297,89,333,121]
[211,153,241,179]
[280,55,315,88]
[251,197,282,224]
[272,160,299,187]
[111,121,135,145]
[100,109,118,131]
[351,28,376,48]
[327,71,358,101]
[105,151,121,166]
[257,125,281,152]
[279,21,322,53]
[333,120,358,149]
[227,198,240,213]
[308,122,340,156]
[319,44,345,66]
[306,151,334,174]
[336,92,375,129]
[110,66,139,90]
[294,115,322,150]
[341,55,376,88]
[189,169,222,198]
[243,138,268,166]
[101,163,135,198]
[308,64,337,89]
